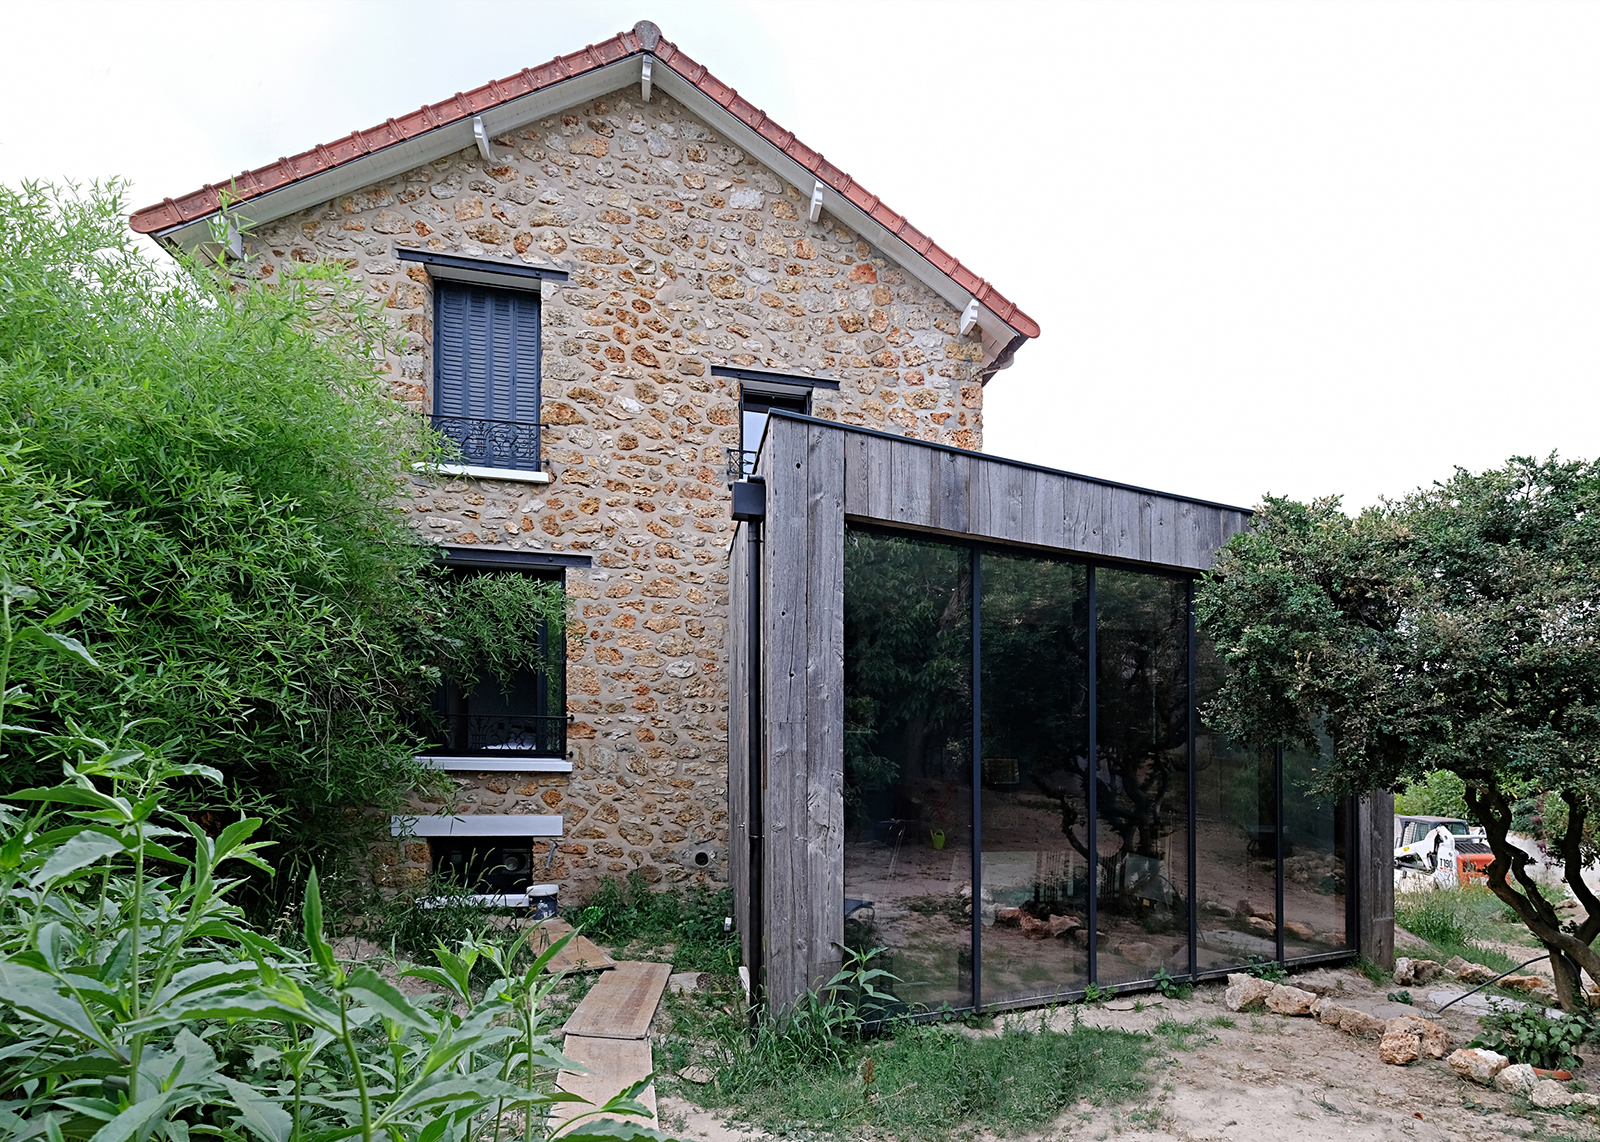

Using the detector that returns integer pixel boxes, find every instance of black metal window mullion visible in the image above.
[1086,564,1099,987]
[970,545,983,1011]
[1275,743,1286,965]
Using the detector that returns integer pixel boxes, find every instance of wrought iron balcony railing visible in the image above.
[422,713,566,758]
[431,415,541,471]
[725,446,759,484]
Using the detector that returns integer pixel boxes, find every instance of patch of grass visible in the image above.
[1209,1015,1238,1029]
[1153,1017,1209,1048]
[567,872,739,974]
[1355,957,1388,985]
[661,1006,1163,1140]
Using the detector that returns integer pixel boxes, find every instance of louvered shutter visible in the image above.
[433,281,541,467]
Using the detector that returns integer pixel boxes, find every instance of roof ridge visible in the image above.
[128,21,1039,340]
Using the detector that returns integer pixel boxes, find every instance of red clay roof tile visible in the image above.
[129,21,1039,340]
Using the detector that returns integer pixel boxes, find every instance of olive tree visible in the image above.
[1196,456,1600,1009]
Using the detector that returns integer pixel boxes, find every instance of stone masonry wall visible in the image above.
[244,84,988,900]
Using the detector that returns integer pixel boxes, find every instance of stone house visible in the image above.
[131,21,1041,907]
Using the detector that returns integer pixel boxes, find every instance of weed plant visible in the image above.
[657,951,1172,1140]
[1395,886,1525,972]
[570,873,738,974]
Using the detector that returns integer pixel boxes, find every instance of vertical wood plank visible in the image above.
[890,440,934,528]
[842,430,869,518]
[862,435,893,521]
[1355,791,1396,969]
[1025,470,1067,549]
[806,422,846,991]
[727,525,749,973]
[933,448,971,533]
[1148,497,1179,567]
[761,416,811,1005]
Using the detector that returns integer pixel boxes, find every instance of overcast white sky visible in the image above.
[4,0,1595,510]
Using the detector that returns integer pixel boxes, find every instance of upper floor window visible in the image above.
[717,366,839,478]
[433,281,541,471]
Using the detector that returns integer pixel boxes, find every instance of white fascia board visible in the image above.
[393,814,563,838]
[650,66,1023,349]
[152,60,640,253]
[416,756,573,773]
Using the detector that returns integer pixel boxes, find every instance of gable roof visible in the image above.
[130,20,1038,367]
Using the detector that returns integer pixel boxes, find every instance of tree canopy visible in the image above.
[1196,456,1600,1007]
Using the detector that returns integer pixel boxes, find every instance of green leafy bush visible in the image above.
[1471,1005,1592,1071]
[0,614,671,1142]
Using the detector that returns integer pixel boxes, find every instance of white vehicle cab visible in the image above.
[1394,815,1494,889]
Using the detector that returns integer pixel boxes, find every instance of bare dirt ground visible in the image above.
[656,964,1600,1142]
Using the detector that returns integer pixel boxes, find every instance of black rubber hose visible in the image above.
[1434,954,1551,1013]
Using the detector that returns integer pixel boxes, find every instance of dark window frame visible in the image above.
[427,549,570,759]
[430,278,544,472]
[713,366,840,477]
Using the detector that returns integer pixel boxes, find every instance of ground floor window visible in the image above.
[841,526,1349,1012]
[426,563,567,758]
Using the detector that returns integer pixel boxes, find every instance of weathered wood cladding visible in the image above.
[749,418,847,1005]
[735,416,1399,1012]
[727,522,752,976]
[1355,791,1397,970]
[835,417,1249,572]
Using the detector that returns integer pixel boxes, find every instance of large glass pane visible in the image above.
[842,529,973,1011]
[1193,633,1279,972]
[1094,569,1192,985]
[1283,742,1349,957]
[979,552,1090,1005]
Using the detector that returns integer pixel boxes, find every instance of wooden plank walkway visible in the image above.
[552,961,671,1131]
[561,961,672,1039]
[535,918,615,974]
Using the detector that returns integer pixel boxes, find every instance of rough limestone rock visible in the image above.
[1284,920,1316,941]
[1246,916,1276,937]
[1044,914,1080,938]
[1266,984,1319,1016]
[1531,1079,1575,1109]
[1393,957,1445,987]
[1385,1014,1450,1058]
[1451,960,1498,985]
[1572,1092,1600,1110]
[1444,955,1471,975]
[994,908,1022,926]
[1380,1030,1421,1065]
[1223,974,1275,1012]
[1339,1008,1390,1038]
[1499,974,1556,996]
[1494,1064,1538,1095]
[1311,996,1335,1020]
[1446,1048,1510,1085]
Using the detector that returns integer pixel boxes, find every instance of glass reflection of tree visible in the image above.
[1031,572,1187,912]
[842,532,972,826]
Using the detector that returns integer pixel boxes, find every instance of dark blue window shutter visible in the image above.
[433,281,541,468]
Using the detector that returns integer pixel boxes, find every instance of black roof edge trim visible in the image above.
[763,410,1255,517]
[711,365,840,391]
[436,546,591,570]
[397,248,570,282]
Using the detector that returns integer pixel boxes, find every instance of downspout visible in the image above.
[746,518,765,1025]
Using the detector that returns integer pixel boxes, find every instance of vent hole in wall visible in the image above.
[694,850,710,867]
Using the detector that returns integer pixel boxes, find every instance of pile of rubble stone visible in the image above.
[1445,1048,1595,1111]
[1393,954,1556,1000]
[1223,968,1590,1113]
[1222,972,1449,1063]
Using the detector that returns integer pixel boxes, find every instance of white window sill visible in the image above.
[416,755,572,773]
[419,887,556,910]
[392,814,562,838]
[414,462,552,484]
